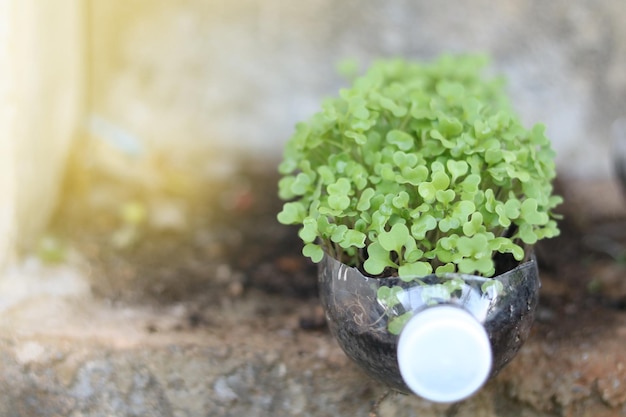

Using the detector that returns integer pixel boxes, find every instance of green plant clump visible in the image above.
[277,55,561,281]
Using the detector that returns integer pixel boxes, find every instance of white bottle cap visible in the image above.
[397,305,492,403]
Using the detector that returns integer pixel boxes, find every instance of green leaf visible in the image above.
[488,165,507,183]
[339,229,367,249]
[392,192,410,209]
[317,166,336,185]
[329,153,350,174]
[363,242,395,275]
[548,195,564,209]
[435,235,463,264]
[438,116,463,136]
[388,312,413,335]
[290,172,314,195]
[451,200,476,221]
[443,277,464,294]
[435,189,455,204]
[302,243,324,263]
[539,220,560,239]
[348,97,370,119]
[379,97,408,117]
[357,188,376,211]
[404,248,425,263]
[278,176,297,200]
[521,198,549,225]
[457,256,494,275]
[456,236,474,257]
[438,217,459,233]
[377,285,402,308]
[354,218,368,233]
[298,217,318,243]
[518,223,538,244]
[504,199,521,219]
[379,164,396,181]
[370,210,389,233]
[436,80,465,99]
[456,233,490,257]
[393,151,418,168]
[398,166,429,185]
[386,130,414,151]
[446,160,469,182]
[438,234,459,251]
[378,199,393,216]
[421,284,451,304]
[485,148,503,164]
[378,223,410,252]
[461,174,481,195]
[345,130,367,145]
[347,163,368,190]
[410,203,431,216]
[330,224,348,243]
[490,237,525,261]
[505,165,530,182]
[431,171,451,190]
[430,129,456,148]
[474,119,493,140]
[478,187,492,210]
[317,216,334,235]
[328,194,351,211]
[435,263,456,274]
[418,182,436,202]
[495,203,512,228]
[327,178,351,195]
[481,279,504,295]
[462,98,483,122]
[431,161,445,173]
[277,202,306,224]
[462,212,484,236]
[410,214,437,239]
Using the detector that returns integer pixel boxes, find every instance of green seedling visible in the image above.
[278,55,561,282]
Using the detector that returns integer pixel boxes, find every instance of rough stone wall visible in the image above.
[91,0,626,180]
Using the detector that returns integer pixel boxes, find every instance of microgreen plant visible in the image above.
[278,55,561,282]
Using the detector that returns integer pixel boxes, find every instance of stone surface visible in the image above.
[90,0,626,180]
[0,166,624,417]
[0,264,625,417]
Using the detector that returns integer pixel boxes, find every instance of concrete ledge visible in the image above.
[0,268,624,417]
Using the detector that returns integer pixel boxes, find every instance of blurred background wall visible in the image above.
[0,0,84,268]
[89,0,626,178]
[2,0,626,268]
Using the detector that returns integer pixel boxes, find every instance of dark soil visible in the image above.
[50,157,318,305]
[51,162,626,308]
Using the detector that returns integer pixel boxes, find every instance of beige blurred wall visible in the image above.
[89,0,626,180]
[0,0,84,268]
[1,0,625,267]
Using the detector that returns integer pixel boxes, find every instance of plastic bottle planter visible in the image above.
[318,253,540,403]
